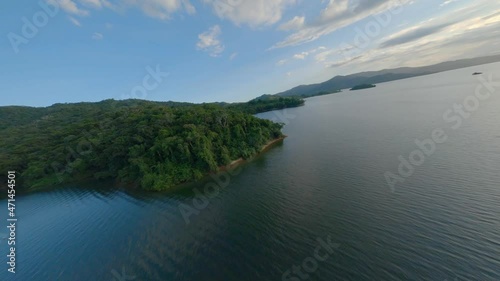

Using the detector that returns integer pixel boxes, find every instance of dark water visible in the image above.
[2,63,500,281]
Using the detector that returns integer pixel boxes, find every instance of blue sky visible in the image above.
[1,0,499,107]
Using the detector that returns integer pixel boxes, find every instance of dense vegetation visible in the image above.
[350,84,376,91]
[227,95,304,114]
[0,99,293,191]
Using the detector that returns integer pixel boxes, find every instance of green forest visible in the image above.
[350,84,376,91]
[227,95,305,113]
[0,97,303,191]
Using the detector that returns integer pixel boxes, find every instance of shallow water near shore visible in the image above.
[2,62,500,280]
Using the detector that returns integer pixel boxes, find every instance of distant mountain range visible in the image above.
[275,54,500,98]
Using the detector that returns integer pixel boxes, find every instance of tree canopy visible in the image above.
[0,98,300,191]
[227,95,304,114]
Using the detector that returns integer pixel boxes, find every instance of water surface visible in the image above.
[2,63,500,280]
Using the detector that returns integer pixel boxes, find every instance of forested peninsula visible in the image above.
[0,97,303,191]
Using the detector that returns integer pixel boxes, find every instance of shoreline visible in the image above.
[164,136,287,193]
[217,135,287,171]
[260,135,287,153]
[129,135,288,193]
[13,136,288,195]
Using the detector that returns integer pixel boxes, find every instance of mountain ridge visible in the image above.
[276,54,500,97]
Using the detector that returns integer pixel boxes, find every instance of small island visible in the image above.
[472,72,482,75]
[350,84,376,91]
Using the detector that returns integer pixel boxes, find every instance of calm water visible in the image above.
[2,63,500,281]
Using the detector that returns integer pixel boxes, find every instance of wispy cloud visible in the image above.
[293,52,308,60]
[92,32,103,40]
[323,7,500,72]
[202,0,296,27]
[279,46,328,64]
[327,55,363,68]
[79,0,106,8]
[131,0,196,20]
[68,16,82,27]
[49,0,89,16]
[197,25,225,57]
[278,16,305,31]
[272,0,413,49]
[276,59,288,66]
[379,21,457,48]
[51,0,196,20]
[440,0,459,7]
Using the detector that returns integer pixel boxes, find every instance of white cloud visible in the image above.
[293,52,308,60]
[279,16,305,31]
[79,0,105,8]
[275,46,330,68]
[68,16,82,26]
[129,0,196,19]
[48,0,89,16]
[52,0,196,20]
[183,0,196,14]
[289,46,328,61]
[202,0,296,27]
[325,54,363,68]
[440,0,459,7]
[229,52,238,60]
[128,0,196,18]
[314,50,331,63]
[314,45,357,64]
[378,2,500,50]
[197,25,225,57]
[319,1,500,71]
[276,59,288,66]
[272,0,413,48]
[92,32,103,40]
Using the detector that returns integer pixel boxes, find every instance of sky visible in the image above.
[1,0,500,107]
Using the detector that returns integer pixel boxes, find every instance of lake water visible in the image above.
[2,62,500,281]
